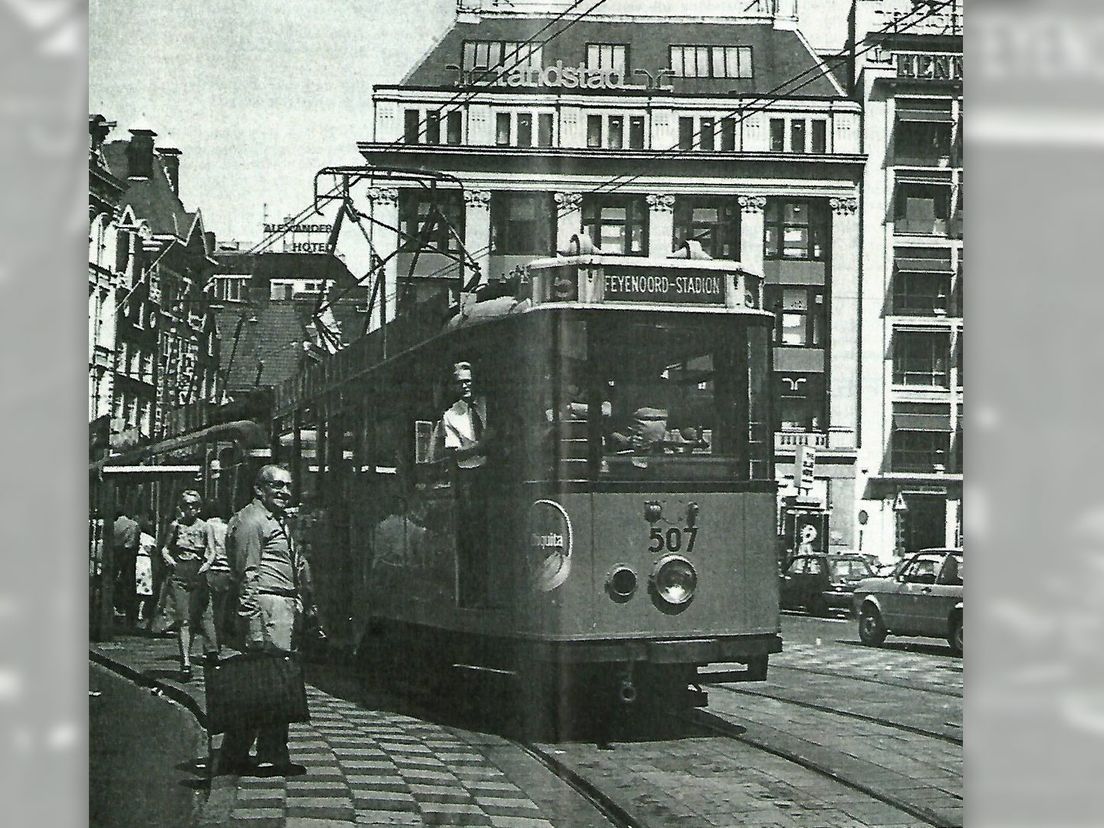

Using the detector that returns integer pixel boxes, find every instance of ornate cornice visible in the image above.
[830,197,858,216]
[646,193,676,213]
[737,195,766,214]
[366,187,398,206]
[554,192,583,209]
[463,189,491,210]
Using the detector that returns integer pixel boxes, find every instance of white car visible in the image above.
[852,548,963,655]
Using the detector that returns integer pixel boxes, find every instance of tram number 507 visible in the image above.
[649,526,698,553]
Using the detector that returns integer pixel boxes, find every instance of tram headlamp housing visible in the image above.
[650,555,698,606]
[606,565,638,602]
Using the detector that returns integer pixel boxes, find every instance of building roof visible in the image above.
[215,299,366,392]
[213,251,361,287]
[101,140,194,240]
[399,17,843,98]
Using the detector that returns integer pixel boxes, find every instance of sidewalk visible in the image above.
[90,632,564,828]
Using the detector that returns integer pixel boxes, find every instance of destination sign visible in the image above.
[603,267,725,305]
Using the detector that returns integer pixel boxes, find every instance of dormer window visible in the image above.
[462,40,543,80]
[670,45,753,79]
[586,43,628,75]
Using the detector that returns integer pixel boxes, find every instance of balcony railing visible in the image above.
[774,430,828,450]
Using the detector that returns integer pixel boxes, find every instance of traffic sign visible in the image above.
[893,492,909,511]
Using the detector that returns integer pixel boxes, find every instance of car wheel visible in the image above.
[949,616,963,656]
[808,595,829,617]
[858,605,887,647]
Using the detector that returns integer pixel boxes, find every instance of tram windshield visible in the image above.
[543,313,772,482]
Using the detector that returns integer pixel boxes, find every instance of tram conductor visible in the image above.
[442,361,492,606]
[219,464,307,776]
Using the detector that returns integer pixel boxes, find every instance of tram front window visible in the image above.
[580,315,769,481]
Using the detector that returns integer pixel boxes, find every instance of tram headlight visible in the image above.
[606,565,638,602]
[650,555,698,606]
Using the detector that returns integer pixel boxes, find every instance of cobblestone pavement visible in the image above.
[91,633,602,827]
[92,628,962,827]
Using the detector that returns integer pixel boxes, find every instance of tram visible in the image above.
[272,242,782,725]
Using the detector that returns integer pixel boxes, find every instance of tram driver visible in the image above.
[442,361,492,607]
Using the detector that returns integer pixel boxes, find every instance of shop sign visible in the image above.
[603,266,725,304]
[263,222,332,234]
[450,60,673,91]
[287,241,328,254]
[796,445,816,494]
[895,52,963,81]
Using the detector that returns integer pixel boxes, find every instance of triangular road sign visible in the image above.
[893,492,909,512]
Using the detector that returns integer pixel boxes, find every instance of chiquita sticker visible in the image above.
[527,499,573,591]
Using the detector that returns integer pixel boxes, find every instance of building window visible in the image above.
[270,281,294,300]
[461,40,543,76]
[446,111,462,145]
[891,405,952,472]
[140,400,152,436]
[142,352,154,383]
[776,373,825,431]
[895,99,953,165]
[893,330,950,387]
[425,111,441,145]
[587,115,603,148]
[117,340,128,373]
[213,277,247,302]
[770,118,785,152]
[608,116,624,150]
[790,120,806,153]
[403,109,420,144]
[537,113,553,147]
[700,117,715,151]
[673,199,740,259]
[398,189,465,252]
[764,200,828,260]
[581,197,648,255]
[720,118,736,151]
[670,45,752,79]
[496,112,511,146]
[629,116,645,149]
[895,181,951,235]
[517,113,533,147]
[678,117,693,150]
[490,192,555,256]
[811,121,827,153]
[892,248,953,315]
[766,286,825,347]
[586,43,627,74]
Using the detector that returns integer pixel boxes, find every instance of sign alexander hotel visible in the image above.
[358,0,865,553]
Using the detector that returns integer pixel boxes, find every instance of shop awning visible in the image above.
[893,413,952,432]
[897,106,954,124]
[894,252,953,273]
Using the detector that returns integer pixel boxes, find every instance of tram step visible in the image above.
[450,663,519,678]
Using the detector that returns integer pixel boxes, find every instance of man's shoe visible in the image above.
[256,761,306,777]
[180,665,193,682]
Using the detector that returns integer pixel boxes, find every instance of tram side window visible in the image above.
[298,413,325,508]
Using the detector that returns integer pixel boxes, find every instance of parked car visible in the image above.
[852,548,963,655]
[780,553,875,616]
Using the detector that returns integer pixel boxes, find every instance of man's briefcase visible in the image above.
[204,652,310,735]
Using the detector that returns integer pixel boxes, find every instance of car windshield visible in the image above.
[829,559,873,580]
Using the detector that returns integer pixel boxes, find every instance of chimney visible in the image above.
[157,147,182,196]
[125,128,157,179]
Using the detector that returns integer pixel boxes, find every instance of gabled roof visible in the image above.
[399,17,844,98]
[102,140,193,240]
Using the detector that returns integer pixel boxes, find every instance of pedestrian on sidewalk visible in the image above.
[161,490,219,681]
[135,519,157,630]
[219,464,307,777]
[113,507,140,627]
[203,505,236,652]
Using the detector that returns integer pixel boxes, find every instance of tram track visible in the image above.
[769,661,963,698]
[707,681,963,745]
[687,707,962,828]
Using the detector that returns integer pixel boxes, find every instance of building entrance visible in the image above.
[899,493,946,551]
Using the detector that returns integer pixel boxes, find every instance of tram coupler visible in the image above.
[617,664,637,704]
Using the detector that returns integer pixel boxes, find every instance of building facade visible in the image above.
[851,0,964,556]
[96,123,225,443]
[358,1,867,555]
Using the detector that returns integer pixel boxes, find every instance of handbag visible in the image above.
[203,651,310,734]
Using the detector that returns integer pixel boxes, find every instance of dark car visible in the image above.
[780,554,875,616]
[852,548,963,655]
